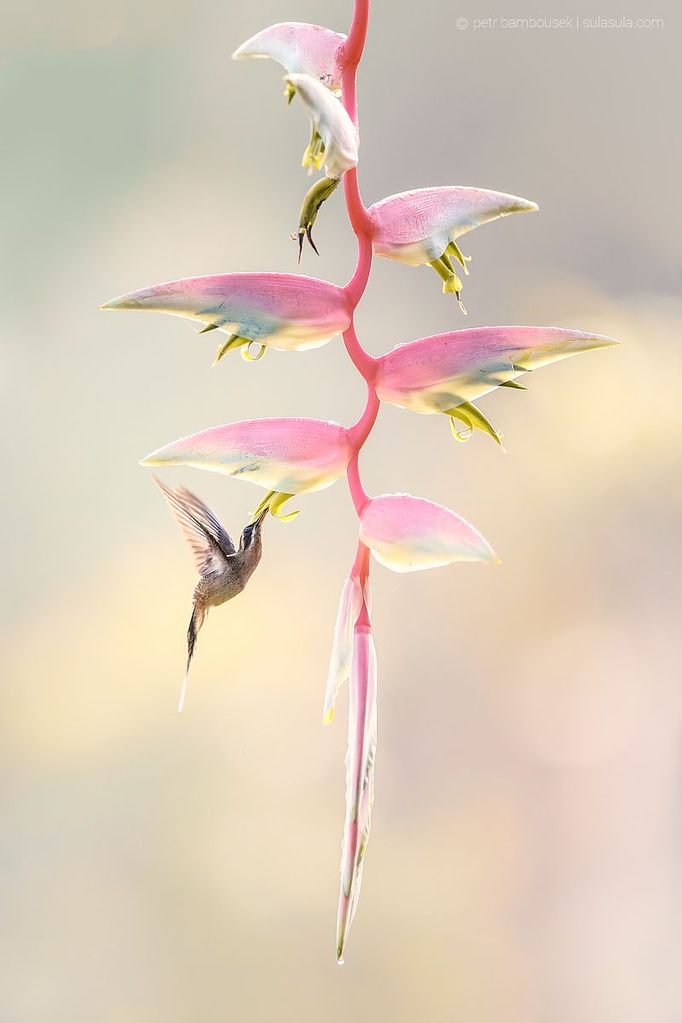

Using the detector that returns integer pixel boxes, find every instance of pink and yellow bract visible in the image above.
[233,21,347,91]
[141,417,353,497]
[102,272,353,356]
[376,325,619,413]
[369,185,538,266]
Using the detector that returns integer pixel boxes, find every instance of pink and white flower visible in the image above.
[233,22,347,92]
[101,273,353,364]
[141,418,353,518]
[368,186,538,307]
[359,493,498,573]
[375,325,619,445]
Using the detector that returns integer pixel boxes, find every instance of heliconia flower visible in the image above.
[368,187,538,311]
[285,73,359,258]
[359,493,498,573]
[323,574,366,725]
[336,593,377,965]
[141,418,353,521]
[233,22,347,93]
[286,73,358,177]
[375,325,620,446]
[101,273,353,366]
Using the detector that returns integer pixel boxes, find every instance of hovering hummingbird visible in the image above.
[152,476,268,712]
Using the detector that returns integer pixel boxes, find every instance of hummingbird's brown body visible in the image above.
[152,476,267,709]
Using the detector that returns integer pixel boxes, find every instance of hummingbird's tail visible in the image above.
[179,602,206,713]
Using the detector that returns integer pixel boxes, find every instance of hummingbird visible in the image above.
[152,476,268,711]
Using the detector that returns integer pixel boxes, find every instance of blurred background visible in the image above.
[1,0,681,1019]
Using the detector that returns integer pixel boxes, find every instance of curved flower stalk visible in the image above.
[368,187,538,311]
[141,417,353,520]
[101,273,352,365]
[285,73,359,256]
[106,0,619,967]
[375,325,620,446]
[233,22,347,92]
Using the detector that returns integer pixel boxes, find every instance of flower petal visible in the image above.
[369,186,538,266]
[376,326,620,413]
[286,73,359,178]
[102,273,352,355]
[141,418,353,496]
[323,575,365,725]
[233,22,347,92]
[360,494,498,573]
[336,620,377,964]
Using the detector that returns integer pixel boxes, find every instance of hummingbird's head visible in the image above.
[239,507,268,552]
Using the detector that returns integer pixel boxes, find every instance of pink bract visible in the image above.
[368,186,538,266]
[360,493,499,572]
[376,325,620,413]
[102,273,353,353]
[141,418,353,495]
[233,22,347,91]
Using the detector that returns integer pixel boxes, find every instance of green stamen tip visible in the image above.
[213,334,249,366]
[447,240,471,275]
[241,342,267,362]
[270,492,300,522]
[296,175,340,258]
[447,401,504,449]
[429,257,465,310]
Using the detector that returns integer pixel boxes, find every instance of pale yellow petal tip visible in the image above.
[323,707,335,726]
[510,198,539,214]
[490,552,503,566]
[100,295,131,311]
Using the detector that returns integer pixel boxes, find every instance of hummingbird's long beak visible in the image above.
[254,506,269,526]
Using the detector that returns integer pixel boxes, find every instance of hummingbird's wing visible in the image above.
[152,476,236,575]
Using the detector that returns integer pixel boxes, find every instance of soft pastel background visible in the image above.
[2,1,681,1020]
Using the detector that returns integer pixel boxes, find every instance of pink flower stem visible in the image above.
[343,0,370,72]
[344,227,372,306]
[340,0,375,595]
